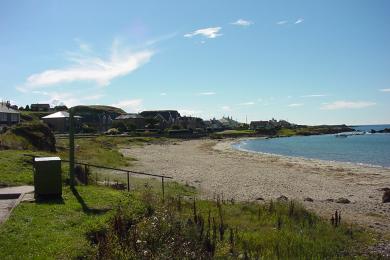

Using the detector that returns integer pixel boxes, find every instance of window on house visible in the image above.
[11,114,19,122]
[0,113,7,122]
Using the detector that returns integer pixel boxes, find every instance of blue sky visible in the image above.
[1,0,389,125]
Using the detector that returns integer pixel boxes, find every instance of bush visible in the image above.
[81,123,97,133]
[0,121,56,151]
[105,128,120,135]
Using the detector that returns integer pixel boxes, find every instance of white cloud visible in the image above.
[276,20,288,25]
[301,94,327,98]
[111,99,143,112]
[379,88,390,92]
[321,101,376,110]
[231,19,253,26]
[239,101,255,106]
[288,103,304,107]
[295,18,304,24]
[19,40,154,90]
[33,90,104,107]
[160,92,167,96]
[184,27,222,39]
[198,92,216,96]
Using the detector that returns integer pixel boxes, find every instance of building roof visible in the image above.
[0,103,20,114]
[42,111,69,119]
[42,111,82,119]
[140,110,181,122]
[115,113,144,120]
[31,103,50,107]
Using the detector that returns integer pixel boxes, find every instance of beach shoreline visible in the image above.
[122,138,390,234]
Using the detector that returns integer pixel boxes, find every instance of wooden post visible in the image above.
[161,177,165,201]
[127,172,130,192]
[69,109,75,187]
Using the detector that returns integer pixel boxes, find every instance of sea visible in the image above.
[232,124,390,168]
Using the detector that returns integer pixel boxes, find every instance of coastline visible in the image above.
[231,137,390,170]
[122,138,390,234]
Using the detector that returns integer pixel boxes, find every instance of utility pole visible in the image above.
[69,108,75,187]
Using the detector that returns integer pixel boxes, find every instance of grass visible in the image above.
[0,134,379,258]
[0,150,40,186]
[56,136,165,167]
[0,183,372,259]
[0,136,164,187]
[0,185,125,259]
[88,189,373,258]
[213,129,256,138]
[277,128,296,137]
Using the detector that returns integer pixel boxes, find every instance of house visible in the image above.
[204,118,224,131]
[0,101,20,128]
[114,113,145,130]
[42,111,81,133]
[31,103,50,112]
[250,119,293,130]
[250,121,270,130]
[140,110,181,129]
[218,116,240,129]
[177,116,205,130]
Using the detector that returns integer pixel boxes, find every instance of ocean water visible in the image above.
[232,125,390,168]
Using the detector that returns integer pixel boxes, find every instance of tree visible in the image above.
[25,105,30,111]
[54,105,68,111]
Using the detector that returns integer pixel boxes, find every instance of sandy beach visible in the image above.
[122,138,390,233]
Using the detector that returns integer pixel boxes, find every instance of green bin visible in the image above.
[34,157,62,198]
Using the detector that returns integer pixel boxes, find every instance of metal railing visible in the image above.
[24,154,173,199]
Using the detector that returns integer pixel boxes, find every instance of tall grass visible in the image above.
[88,188,369,259]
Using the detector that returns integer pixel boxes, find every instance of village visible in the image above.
[0,100,296,136]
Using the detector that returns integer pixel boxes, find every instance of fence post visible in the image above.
[69,109,75,187]
[127,172,130,192]
[161,177,165,201]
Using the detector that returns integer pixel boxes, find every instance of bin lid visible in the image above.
[34,157,61,162]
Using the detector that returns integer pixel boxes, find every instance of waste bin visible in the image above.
[33,157,62,198]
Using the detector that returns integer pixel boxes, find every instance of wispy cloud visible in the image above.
[160,92,167,96]
[295,18,304,24]
[288,103,304,107]
[231,19,253,27]
[239,101,255,106]
[198,92,216,96]
[276,20,288,25]
[19,40,154,91]
[111,99,143,112]
[34,90,104,107]
[74,38,92,52]
[321,101,376,110]
[379,88,390,92]
[184,27,222,39]
[301,94,328,98]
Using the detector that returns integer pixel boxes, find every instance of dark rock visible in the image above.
[383,190,390,203]
[255,197,264,201]
[336,197,351,204]
[304,197,314,202]
[326,198,334,202]
[379,187,390,192]
[277,195,288,202]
